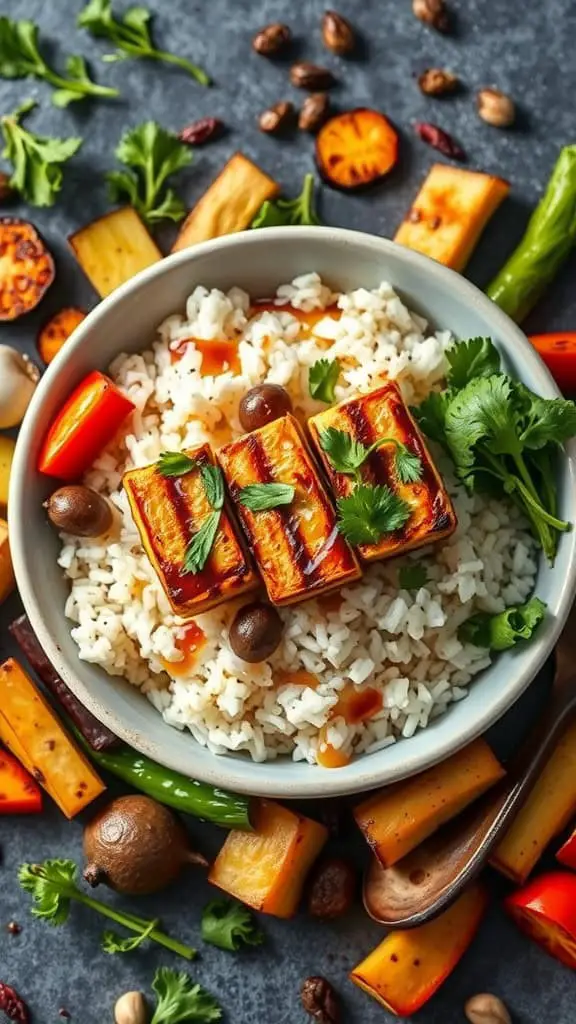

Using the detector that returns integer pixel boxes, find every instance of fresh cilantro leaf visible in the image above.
[201,464,224,510]
[513,384,576,451]
[238,483,295,511]
[444,375,521,480]
[252,173,322,228]
[0,100,82,206]
[398,564,428,590]
[106,121,192,224]
[102,918,158,954]
[394,445,424,484]
[183,510,221,574]
[201,899,264,952]
[309,358,340,402]
[459,597,546,651]
[319,428,422,483]
[157,451,198,477]
[0,16,119,104]
[336,484,411,545]
[413,390,451,447]
[446,337,501,389]
[150,967,222,1024]
[78,0,210,84]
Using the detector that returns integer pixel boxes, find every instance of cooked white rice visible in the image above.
[58,274,538,764]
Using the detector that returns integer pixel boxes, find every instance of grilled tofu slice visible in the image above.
[123,445,258,617]
[218,415,361,605]
[308,382,457,562]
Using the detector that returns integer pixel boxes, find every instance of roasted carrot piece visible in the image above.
[38,307,86,365]
[0,217,55,320]
[315,109,399,190]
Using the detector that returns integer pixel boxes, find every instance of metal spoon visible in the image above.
[363,601,576,929]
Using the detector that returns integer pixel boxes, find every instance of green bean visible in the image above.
[486,145,576,322]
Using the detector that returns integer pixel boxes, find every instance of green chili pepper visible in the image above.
[486,144,576,323]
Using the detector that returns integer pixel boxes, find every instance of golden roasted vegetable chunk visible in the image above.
[0,518,14,605]
[124,445,258,617]
[69,207,162,298]
[218,415,361,605]
[308,382,457,561]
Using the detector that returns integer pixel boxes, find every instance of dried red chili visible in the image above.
[179,117,224,145]
[0,982,30,1024]
[413,121,465,160]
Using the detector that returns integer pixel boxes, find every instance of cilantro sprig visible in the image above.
[238,483,295,511]
[252,173,322,228]
[309,358,340,403]
[201,899,264,952]
[337,484,411,545]
[1,100,82,206]
[183,464,225,574]
[319,427,423,485]
[150,967,222,1024]
[107,121,192,224]
[0,16,119,106]
[459,596,547,651]
[78,0,210,85]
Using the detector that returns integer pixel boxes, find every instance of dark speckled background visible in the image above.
[1,1,576,1021]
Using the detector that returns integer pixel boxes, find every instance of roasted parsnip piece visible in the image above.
[172,153,280,251]
[308,382,457,561]
[124,445,258,617]
[69,207,162,298]
[218,415,361,605]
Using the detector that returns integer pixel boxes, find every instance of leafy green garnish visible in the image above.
[78,0,210,84]
[252,173,322,228]
[201,464,224,510]
[309,358,340,403]
[18,860,195,960]
[336,484,411,545]
[0,16,119,105]
[150,967,222,1024]
[446,336,502,389]
[157,451,198,477]
[319,428,423,485]
[398,564,428,591]
[0,100,82,207]
[107,121,192,224]
[237,483,295,511]
[459,597,547,651]
[201,900,264,952]
[102,918,158,954]
[182,464,225,574]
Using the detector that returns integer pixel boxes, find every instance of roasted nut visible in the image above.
[179,117,224,145]
[290,62,335,90]
[412,0,450,32]
[45,485,114,537]
[477,88,516,127]
[252,22,291,56]
[299,93,330,133]
[229,602,284,662]
[418,68,459,96]
[308,857,356,918]
[322,10,355,55]
[301,977,340,1023]
[258,101,295,135]
[0,172,14,203]
[465,993,512,1024]
[239,383,293,431]
[114,991,148,1024]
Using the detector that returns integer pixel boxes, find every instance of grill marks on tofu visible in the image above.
[218,415,361,606]
[123,445,258,617]
[308,382,457,561]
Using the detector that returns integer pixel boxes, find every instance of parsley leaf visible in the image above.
[514,384,576,451]
[107,121,192,224]
[0,101,82,206]
[157,451,198,477]
[446,337,501,389]
[238,483,295,511]
[319,428,423,484]
[102,918,158,954]
[444,375,520,481]
[0,16,119,105]
[78,0,210,84]
[337,484,411,545]
[201,464,224,510]
[252,173,322,228]
[413,390,451,448]
[309,358,340,403]
[394,445,425,484]
[183,510,220,574]
[458,597,546,651]
[398,564,428,590]
[150,967,222,1024]
[201,900,264,952]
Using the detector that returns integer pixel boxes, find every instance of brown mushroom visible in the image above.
[83,795,207,895]
[45,485,113,537]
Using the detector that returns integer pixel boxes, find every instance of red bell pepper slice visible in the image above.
[0,747,42,814]
[557,827,576,870]
[38,370,135,481]
[505,871,576,970]
[529,333,576,394]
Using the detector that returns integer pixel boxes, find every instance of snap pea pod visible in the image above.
[486,144,576,322]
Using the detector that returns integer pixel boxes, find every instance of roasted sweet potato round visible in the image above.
[316,108,399,190]
[38,307,86,365]
[0,218,55,321]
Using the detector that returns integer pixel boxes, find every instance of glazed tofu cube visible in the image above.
[308,382,457,562]
[123,445,258,617]
[218,415,361,605]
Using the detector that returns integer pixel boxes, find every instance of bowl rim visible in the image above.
[9,226,576,797]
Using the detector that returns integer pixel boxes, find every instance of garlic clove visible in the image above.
[114,990,148,1024]
[0,344,39,429]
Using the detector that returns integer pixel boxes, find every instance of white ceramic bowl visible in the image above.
[9,227,576,797]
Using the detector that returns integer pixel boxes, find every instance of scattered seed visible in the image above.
[412,0,450,32]
[299,93,330,132]
[413,121,465,159]
[290,62,336,90]
[178,117,224,145]
[418,68,459,96]
[477,88,516,127]
[322,10,356,55]
[258,101,295,134]
[252,23,292,56]
[6,921,21,935]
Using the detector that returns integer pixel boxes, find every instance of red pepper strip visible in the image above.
[528,333,576,394]
[0,748,42,814]
[38,370,135,481]
[505,870,576,970]
[557,826,576,870]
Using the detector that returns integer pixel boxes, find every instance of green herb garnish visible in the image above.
[0,100,82,207]
[150,967,222,1024]
[183,465,225,575]
[107,121,192,224]
[319,427,423,485]
[78,0,210,85]
[238,483,295,511]
[201,464,224,510]
[309,358,340,403]
[446,336,502,390]
[252,173,322,228]
[201,900,264,952]
[459,597,547,651]
[336,484,411,545]
[398,564,428,591]
[19,860,195,960]
[157,451,198,477]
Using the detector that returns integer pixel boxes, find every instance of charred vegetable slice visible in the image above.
[0,747,42,814]
[0,217,55,320]
[38,307,86,364]
[69,207,162,298]
[316,109,399,190]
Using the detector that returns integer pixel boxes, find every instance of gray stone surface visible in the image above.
[1,0,576,1021]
